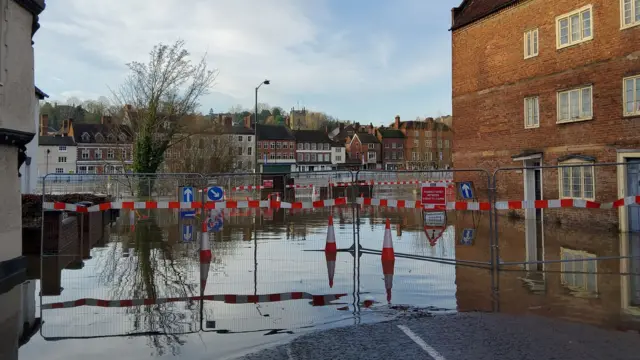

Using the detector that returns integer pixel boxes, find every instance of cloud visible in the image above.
[34,0,452,114]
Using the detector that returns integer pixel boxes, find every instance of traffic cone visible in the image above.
[129,210,135,232]
[325,250,336,288]
[325,215,337,253]
[381,219,394,261]
[382,259,395,304]
[200,220,211,293]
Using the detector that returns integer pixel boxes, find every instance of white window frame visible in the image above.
[558,160,595,200]
[95,149,102,159]
[107,149,115,159]
[560,247,598,295]
[557,85,593,123]
[556,5,593,49]
[524,96,540,128]
[81,149,89,159]
[621,0,640,29]
[524,28,539,59]
[55,168,64,174]
[59,146,67,152]
[623,75,640,117]
[81,133,90,142]
[58,156,67,163]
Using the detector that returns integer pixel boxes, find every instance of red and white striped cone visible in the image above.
[381,219,395,304]
[325,215,337,253]
[381,219,395,261]
[200,220,212,293]
[325,215,337,288]
[325,250,336,288]
[129,210,135,232]
[382,259,395,304]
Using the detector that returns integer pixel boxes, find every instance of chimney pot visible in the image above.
[40,114,49,136]
[394,115,400,129]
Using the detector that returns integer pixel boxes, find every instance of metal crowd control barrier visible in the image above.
[32,164,640,342]
[491,162,640,314]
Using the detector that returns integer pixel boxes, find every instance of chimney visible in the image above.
[325,125,328,134]
[101,115,113,126]
[369,123,375,135]
[40,114,48,136]
[244,115,251,129]
[394,115,400,129]
[224,116,232,128]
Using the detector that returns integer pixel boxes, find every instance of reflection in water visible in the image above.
[26,206,455,356]
[18,202,639,358]
[454,211,640,331]
[97,218,198,355]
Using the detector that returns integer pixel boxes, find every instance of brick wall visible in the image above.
[257,140,295,160]
[452,0,640,226]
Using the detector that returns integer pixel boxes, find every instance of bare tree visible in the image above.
[112,40,218,195]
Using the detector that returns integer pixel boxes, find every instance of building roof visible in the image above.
[353,133,380,144]
[390,120,451,132]
[38,136,76,146]
[35,86,48,99]
[256,124,295,141]
[224,126,254,135]
[293,130,332,143]
[73,123,133,144]
[332,141,345,148]
[451,0,520,31]
[377,128,405,139]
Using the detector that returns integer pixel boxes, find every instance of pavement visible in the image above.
[234,312,640,360]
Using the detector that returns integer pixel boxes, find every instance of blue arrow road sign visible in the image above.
[459,182,474,200]
[181,186,196,218]
[461,228,475,245]
[207,186,224,201]
[183,186,194,202]
[182,224,193,242]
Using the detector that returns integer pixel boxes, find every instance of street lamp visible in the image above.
[254,79,270,173]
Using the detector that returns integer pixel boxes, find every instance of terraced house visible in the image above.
[452,0,640,230]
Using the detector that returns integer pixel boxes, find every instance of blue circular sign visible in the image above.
[207,186,224,201]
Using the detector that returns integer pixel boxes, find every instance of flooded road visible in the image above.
[14,205,640,359]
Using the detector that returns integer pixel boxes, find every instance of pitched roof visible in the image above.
[377,128,405,139]
[224,126,255,135]
[38,136,76,146]
[353,133,380,144]
[451,0,520,31]
[256,124,294,141]
[293,130,332,143]
[73,123,133,144]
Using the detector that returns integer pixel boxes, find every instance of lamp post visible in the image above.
[254,79,270,174]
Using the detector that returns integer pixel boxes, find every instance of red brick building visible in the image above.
[256,124,296,173]
[376,127,405,170]
[451,0,640,230]
[346,132,381,170]
[391,115,453,170]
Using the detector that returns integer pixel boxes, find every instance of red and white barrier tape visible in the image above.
[41,292,347,309]
[232,185,265,191]
[357,196,640,210]
[368,180,453,186]
[285,184,315,189]
[43,198,348,213]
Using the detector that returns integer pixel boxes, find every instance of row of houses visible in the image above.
[36,110,453,176]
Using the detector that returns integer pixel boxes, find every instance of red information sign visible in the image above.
[263,180,274,189]
[421,186,446,205]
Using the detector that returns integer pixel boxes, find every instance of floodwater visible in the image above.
[14,204,640,359]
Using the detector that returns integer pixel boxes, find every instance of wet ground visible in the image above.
[14,204,640,359]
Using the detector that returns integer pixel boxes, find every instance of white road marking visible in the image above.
[397,325,446,360]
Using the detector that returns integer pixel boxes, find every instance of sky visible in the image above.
[34,0,461,125]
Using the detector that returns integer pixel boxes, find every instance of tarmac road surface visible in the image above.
[234,313,640,360]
